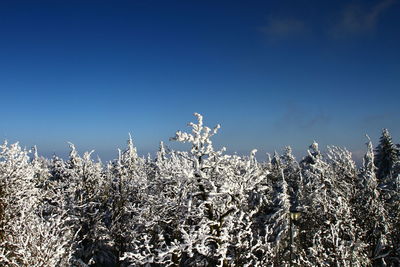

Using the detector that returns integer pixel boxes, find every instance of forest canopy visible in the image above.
[1,113,399,266]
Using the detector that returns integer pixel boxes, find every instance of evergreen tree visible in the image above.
[374,129,399,181]
[110,135,142,259]
[269,169,291,265]
[355,137,388,265]
[280,146,303,211]
[64,144,113,266]
[298,142,365,266]
[0,142,73,266]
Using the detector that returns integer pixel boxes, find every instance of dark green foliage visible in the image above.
[375,129,399,181]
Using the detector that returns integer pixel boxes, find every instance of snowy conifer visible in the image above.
[375,129,399,181]
[0,142,73,266]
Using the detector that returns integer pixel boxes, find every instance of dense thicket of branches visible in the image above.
[1,114,399,266]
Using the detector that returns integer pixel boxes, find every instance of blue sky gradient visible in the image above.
[1,0,399,161]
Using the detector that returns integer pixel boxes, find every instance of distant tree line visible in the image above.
[1,113,400,266]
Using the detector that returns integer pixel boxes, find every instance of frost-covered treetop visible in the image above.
[170,113,225,159]
[382,128,391,139]
[364,135,376,174]
[310,141,319,155]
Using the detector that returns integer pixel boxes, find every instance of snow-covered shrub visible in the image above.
[0,142,73,266]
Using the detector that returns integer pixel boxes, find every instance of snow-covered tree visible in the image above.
[0,142,73,266]
[168,113,234,266]
[297,142,367,266]
[352,137,389,265]
[375,129,399,182]
[60,143,113,266]
[269,169,292,265]
[280,146,303,212]
[107,134,154,265]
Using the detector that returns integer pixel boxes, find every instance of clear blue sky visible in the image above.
[1,0,399,162]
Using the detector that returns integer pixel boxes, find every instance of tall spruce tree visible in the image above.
[374,129,399,181]
[355,137,388,265]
